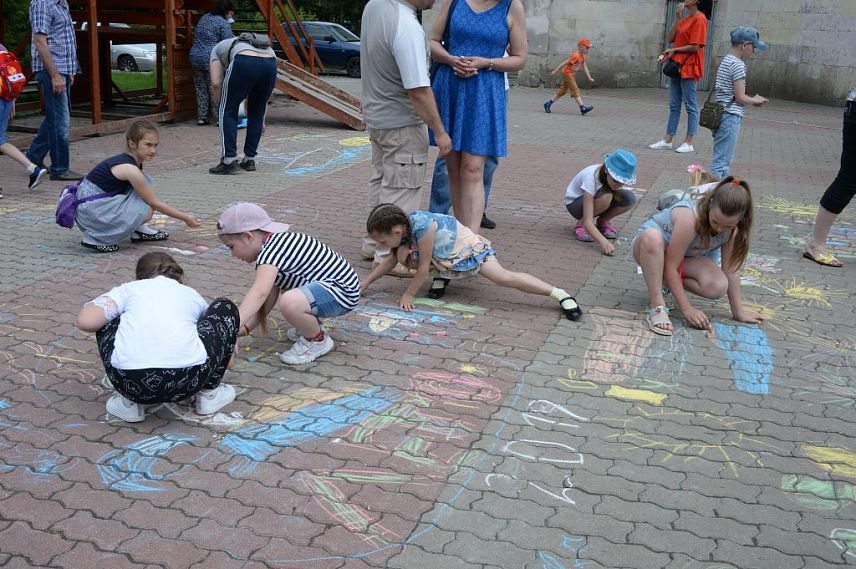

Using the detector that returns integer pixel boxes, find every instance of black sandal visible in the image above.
[131,230,169,242]
[427,278,450,300]
[559,296,583,321]
[81,241,119,253]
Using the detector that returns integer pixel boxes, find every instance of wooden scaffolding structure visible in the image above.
[2,0,363,143]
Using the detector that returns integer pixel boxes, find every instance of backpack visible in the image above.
[55,181,121,228]
[0,50,27,101]
[227,32,272,65]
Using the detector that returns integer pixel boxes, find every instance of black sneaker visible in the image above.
[209,161,240,175]
[239,159,256,172]
[28,166,48,190]
[480,212,496,230]
[49,170,84,181]
[580,105,594,116]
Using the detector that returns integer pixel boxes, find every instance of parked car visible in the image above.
[80,22,158,72]
[274,21,360,78]
[111,42,158,72]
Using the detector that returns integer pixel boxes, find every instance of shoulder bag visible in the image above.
[699,88,729,131]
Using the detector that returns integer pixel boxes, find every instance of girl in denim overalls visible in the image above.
[632,176,762,335]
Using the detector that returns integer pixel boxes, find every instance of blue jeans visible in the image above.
[299,283,351,318]
[667,78,699,139]
[429,155,499,214]
[218,55,277,160]
[26,70,72,175]
[709,112,743,179]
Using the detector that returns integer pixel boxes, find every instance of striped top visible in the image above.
[255,232,360,309]
[714,54,747,117]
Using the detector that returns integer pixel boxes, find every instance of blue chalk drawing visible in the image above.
[96,433,195,492]
[284,146,371,176]
[715,323,773,394]
[537,535,591,569]
[0,444,81,484]
[0,399,10,410]
[219,386,399,475]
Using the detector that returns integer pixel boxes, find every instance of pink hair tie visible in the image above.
[732,178,741,185]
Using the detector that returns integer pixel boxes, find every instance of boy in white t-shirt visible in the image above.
[564,149,638,255]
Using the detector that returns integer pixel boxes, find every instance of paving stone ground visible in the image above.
[0,79,854,568]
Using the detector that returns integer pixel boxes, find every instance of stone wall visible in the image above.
[421,0,856,105]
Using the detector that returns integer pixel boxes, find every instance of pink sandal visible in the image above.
[574,222,594,242]
[596,219,618,239]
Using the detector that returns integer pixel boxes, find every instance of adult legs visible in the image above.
[450,151,486,232]
[26,70,71,175]
[242,57,277,160]
[709,112,743,179]
[429,156,451,214]
[806,101,855,265]
[191,63,212,122]
[662,77,684,144]
[681,78,700,144]
[217,58,253,162]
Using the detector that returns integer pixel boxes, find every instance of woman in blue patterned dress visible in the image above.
[362,204,582,321]
[429,0,527,233]
[190,0,235,125]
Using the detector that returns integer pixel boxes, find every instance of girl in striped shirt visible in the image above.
[218,202,360,365]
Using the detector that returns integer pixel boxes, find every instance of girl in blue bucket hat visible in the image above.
[563,148,639,255]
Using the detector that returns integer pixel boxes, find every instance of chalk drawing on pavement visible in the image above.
[781,474,856,510]
[537,534,591,568]
[713,323,773,395]
[96,433,195,492]
[605,385,668,405]
[830,528,856,559]
[803,444,856,479]
[0,443,81,486]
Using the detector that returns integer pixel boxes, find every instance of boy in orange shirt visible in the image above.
[544,38,594,116]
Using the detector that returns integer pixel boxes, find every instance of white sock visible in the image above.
[26,164,36,174]
[135,224,158,235]
[549,287,568,301]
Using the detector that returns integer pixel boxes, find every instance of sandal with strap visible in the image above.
[596,219,619,239]
[574,223,594,242]
[646,305,673,336]
[427,278,449,300]
[131,230,169,242]
[81,241,119,253]
[559,296,583,321]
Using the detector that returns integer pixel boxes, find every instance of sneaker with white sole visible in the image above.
[279,334,334,365]
[196,384,236,415]
[106,394,145,422]
[648,139,673,150]
[675,143,695,153]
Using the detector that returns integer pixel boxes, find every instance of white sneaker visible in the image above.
[648,139,673,150]
[196,384,236,415]
[279,334,334,365]
[675,143,695,153]
[106,394,145,422]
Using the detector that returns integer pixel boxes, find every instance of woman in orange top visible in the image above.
[649,0,708,154]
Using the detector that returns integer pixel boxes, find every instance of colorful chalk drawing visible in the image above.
[803,444,856,479]
[96,433,195,492]
[603,409,782,478]
[714,323,772,394]
[257,134,372,176]
[583,307,689,393]
[781,474,856,510]
[0,442,82,486]
[830,528,856,559]
[538,534,591,568]
[605,385,668,405]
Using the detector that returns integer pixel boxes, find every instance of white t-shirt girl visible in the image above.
[92,276,209,369]
[564,164,602,205]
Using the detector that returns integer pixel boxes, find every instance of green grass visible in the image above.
[111,70,167,93]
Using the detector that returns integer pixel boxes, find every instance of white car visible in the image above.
[111,42,157,72]
[79,22,158,72]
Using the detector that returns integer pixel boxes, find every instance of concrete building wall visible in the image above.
[422,0,856,105]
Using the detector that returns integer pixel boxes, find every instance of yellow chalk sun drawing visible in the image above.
[761,196,856,221]
[774,279,847,307]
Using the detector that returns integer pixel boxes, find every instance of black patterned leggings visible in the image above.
[96,298,239,404]
[191,63,214,122]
